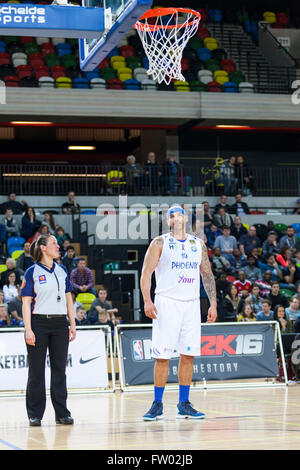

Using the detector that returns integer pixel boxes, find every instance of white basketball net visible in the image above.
[135,9,200,85]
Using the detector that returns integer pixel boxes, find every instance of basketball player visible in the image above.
[140,205,217,420]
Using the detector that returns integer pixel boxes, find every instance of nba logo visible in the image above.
[133,340,143,360]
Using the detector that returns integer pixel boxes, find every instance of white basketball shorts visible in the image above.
[151,294,201,359]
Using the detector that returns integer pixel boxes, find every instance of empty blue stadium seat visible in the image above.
[7,236,25,255]
[197,47,211,62]
[73,77,89,89]
[123,78,141,90]
[208,9,223,22]
[222,81,239,92]
[84,71,100,80]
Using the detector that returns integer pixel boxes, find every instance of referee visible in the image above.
[21,234,76,427]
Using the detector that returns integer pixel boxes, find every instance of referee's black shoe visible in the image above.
[56,416,74,425]
[29,418,41,427]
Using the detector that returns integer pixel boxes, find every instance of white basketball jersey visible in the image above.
[154,233,203,301]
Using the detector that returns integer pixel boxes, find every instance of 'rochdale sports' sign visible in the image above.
[120,323,278,386]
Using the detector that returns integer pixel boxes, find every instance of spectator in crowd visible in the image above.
[203,201,215,233]
[276,245,291,269]
[239,226,261,258]
[282,257,300,288]
[7,286,23,325]
[273,304,293,333]
[20,206,41,241]
[162,154,179,195]
[55,226,71,248]
[0,304,10,327]
[266,220,282,240]
[0,257,22,288]
[218,156,238,196]
[230,216,248,241]
[206,223,222,248]
[237,303,256,322]
[212,247,234,276]
[16,241,34,275]
[60,238,71,258]
[62,246,78,275]
[256,299,274,321]
[125,155,144,194]
[279,226,297,251]
[32,223,50,242]
[74,305,90,326]
[267,281,289,310]
[42,212,56,234]
[214,194,230,214]
[292,198,300,215]
[229,192,250,216]
[241,255,262,283]
[70,291,84,318]
[213,225,237,259]
[0,193,28,215]
[0,289,7,307]
[256,271,273,297]
[285,296,300,322]
[88,287,118,324]
[1,208,19,239]
[234,270,252,298]
[70,258,96,296]
[262,231,280,257]
[94,307,115,331]
[221,283,244,321]
[293,314,300,333]
[226,247,247,274]
[144,152,162,194]
[235,155,254,196]
[245,283,263,314]
[61,191,81,214]
[3,271,18,304]
[257,253,282,282]
[213,207,232,229]
[216,272,231,305]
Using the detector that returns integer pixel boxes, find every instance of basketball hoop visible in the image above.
[134,7,201,85]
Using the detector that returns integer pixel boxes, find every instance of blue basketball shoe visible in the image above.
[176,401,205,419]
[143,400,164,421]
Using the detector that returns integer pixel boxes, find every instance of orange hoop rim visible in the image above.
[134,7,201,31]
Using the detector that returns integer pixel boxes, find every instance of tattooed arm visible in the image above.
[140,236,164,320]
[200,240,218,323]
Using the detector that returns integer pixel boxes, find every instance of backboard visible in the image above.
[79,0,153,72]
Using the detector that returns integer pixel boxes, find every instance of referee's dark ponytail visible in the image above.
[30,234,52,262]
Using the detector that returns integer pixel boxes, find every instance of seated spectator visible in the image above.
[250,247,263,264]
[266,220,282,240]
[213,207,232,229]
[218,156,238,196]
[7,286,23,325]
[1,208,19,239]
[221,283,244,321]
[32,223,50,242]
[235,155,254,196]
[293,314,300,333]
[71,291,84,318]
[256,299,274,321]
[55,226,71,248]
[267,281,289,310]
[61,191,81,214]
[125,155,144,194]
[0,304,10,327]
[257,253,282,282]
[256,271,273,297]
[226,247,247,274]
[20,207,41,241]
[0,289,6,308]
[42,212,56,234]
[292,198,300,215]
[75,305,90,326]
[60,238,71,258]
[239,226,261,258]
[279,226,297,251]
[70,258,96,296]
[282,257,300,287]
[273,304,293,333]
[212,247,234,276]
[144,151,162,194]
[234,270,252,298]
[245,283,263,314]
[262,231,280,257]
[241,255,262,283]
[203,201,215,233]
[213,225,237,259]
[88,287,118,324]
[206,224,222,248]
[229,192,250,216]
[276,245,291,269]
[285,296,300,322]
[94,307,115,330]
[0,258,22,288]
[216,272,231,304]
[237,303,256,322]
[0,193,28,215]
[3,271,18,304]
[62,246,78,274]
[16,241,34,275]
[230,216,248,241]
[214,194,230,214]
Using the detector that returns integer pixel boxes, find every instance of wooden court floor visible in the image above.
[1,386,300,450]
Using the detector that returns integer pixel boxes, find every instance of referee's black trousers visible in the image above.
[25,315,71,420]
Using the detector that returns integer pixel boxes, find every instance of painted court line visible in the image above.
[0,438,22,450]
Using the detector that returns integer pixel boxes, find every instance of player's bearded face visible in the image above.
[168,212,186,233]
